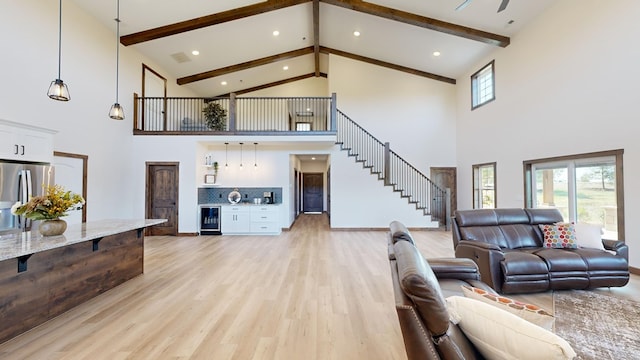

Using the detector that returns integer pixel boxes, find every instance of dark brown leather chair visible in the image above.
[388,221,494,359]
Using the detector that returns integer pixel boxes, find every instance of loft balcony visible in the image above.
[133,93,337,138]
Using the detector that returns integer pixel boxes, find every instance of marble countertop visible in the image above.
[0,219,166,262]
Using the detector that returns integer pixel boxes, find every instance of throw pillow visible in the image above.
[446,296,576,360]
[573,222,605,250]
[461,285,554,331]
[539,223,577,249]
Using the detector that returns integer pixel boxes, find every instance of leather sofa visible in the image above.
[452,208,629,294]
[388,221,494,359]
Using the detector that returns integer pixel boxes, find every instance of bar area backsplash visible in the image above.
[198,187,283,204]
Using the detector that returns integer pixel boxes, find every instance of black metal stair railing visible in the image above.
[335,110,449,225]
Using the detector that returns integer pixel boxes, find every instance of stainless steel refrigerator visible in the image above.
[0,161,54,235]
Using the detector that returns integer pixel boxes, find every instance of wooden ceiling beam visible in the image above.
[320,46,456,84]
[313,0,321,77]
[320,0,510,47]
[177,47,315,85]
[120,0,310,46]
[217,72,328,96]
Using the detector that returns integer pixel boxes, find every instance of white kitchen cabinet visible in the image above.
[221,206,251,234]
[250,205,280,234]
[220,205,280,235]
[0,120,56,163]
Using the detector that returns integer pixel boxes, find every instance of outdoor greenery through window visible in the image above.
[524,150,624,240]
[473,162,496,208]
[471,60,495,109]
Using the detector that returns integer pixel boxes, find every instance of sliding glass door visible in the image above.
[528,153,621,240]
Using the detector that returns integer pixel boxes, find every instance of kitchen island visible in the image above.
[0,219,166,344]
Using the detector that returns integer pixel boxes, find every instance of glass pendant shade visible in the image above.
[48,0,70,102]
[47,79,70,101]
[110,0,125,120]
[109,103,124,120]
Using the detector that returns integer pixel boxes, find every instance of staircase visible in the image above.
[335,110,450,228]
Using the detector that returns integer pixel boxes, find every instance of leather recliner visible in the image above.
[452,208,629,294]
[388,221,494,359]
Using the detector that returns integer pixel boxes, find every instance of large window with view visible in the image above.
[471,60,495,109]
[524,150,624,241]
[473,162,496,208]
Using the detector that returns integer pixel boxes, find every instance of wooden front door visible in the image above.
[430,167,457,218]
[146,162,179,236]
[303,173,323,213]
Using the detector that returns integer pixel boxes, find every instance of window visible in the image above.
[296,122,311,131]
[524,150,624,241]
[473,162,496,208]
[471,60,495,109]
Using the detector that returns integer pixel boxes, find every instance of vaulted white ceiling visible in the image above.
[72,0,555,97]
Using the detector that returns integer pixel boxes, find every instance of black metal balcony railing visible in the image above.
[133,93,337,134]
[133,93,449,226]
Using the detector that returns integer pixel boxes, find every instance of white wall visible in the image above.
[455,0,640,267]
[328,54,458,173]
[1,1,197,222]
[330,148,437,228]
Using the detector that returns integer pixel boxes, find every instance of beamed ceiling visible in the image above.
[72,0,556,97]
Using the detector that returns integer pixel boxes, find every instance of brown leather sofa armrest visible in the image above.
[455,241,505,293]
[428,257,481,281]
[603,239,629,261]
[457,240,502,251]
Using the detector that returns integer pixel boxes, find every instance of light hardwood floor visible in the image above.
[0,214,637,359]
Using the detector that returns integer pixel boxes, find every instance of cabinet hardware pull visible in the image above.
[14,144,19,155]
[20,145,25,155]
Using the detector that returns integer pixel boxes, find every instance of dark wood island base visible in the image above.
[0,219,165,344]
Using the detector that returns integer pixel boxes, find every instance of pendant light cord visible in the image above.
[115,0,120,103]
[57,0,62,79]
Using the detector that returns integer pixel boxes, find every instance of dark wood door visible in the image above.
[430,167,457,218]
[294,169,300,216]
[303,173,323,213]
[146,162,179,235]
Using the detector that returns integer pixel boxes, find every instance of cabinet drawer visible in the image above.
[250,222,279,233]
[251,212,277,222]
[250,206,277,214]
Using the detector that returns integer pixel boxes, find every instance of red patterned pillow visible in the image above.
[461,285,555,331]
[539,223,577,249]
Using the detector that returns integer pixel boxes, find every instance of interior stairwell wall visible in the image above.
[327,54,457,228]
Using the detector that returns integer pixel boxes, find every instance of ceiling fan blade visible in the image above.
[455,0,472,11]
[497,0,509,12]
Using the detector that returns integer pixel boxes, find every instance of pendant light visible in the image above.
[47,0,70,101]
[224,142,229,168]
[109,0,124,120]
[253,142,258,169]
[239,142,244,169]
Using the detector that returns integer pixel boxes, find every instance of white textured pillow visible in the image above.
[446,296,576,360]
[461,285,554,331]
[574,222,605,250]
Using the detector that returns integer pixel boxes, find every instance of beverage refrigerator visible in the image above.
[0,161,54,235]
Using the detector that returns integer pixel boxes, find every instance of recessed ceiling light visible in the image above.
[221,81,227,86]
[283,65,289,71]
[433,51,441,57]
[273,30,280,36]
[191,50,200,56]
[311,157,316,160]
[353,31,361,37]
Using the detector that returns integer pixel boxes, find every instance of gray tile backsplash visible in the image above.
[198,187,282,204]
